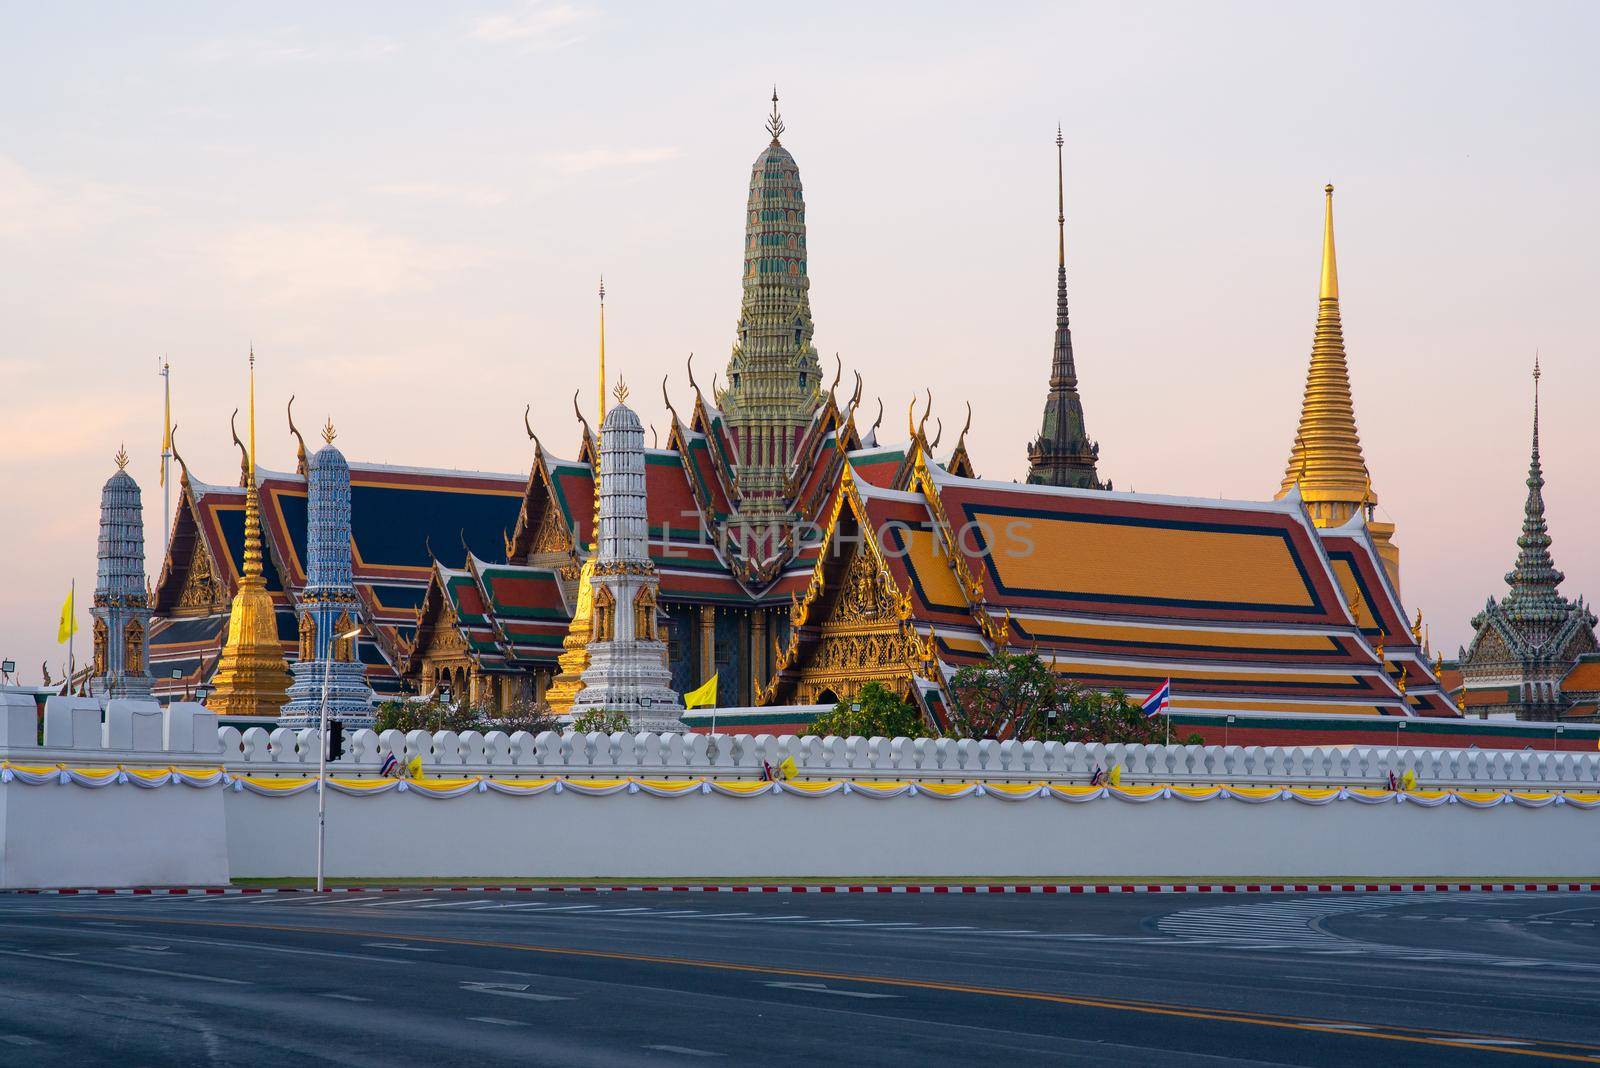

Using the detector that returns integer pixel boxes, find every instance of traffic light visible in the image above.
[327,719,345,761]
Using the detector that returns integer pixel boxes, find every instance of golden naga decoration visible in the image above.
[1410,609,1423,646]
[287,396,309,476]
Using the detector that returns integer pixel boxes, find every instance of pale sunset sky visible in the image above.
[1,1,1595,681]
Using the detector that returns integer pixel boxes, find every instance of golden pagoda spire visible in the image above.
[1276,184,1401,587]
[207,350,291,718]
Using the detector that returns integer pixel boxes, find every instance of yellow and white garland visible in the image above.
[2,763,1595,809]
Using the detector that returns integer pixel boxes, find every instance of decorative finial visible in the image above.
[1055,123,1066,268]
[1319,184,1339,301]
[613,377,629,405]
[114,444,129,470]
[766,86,785,143]
[321,417,337,445]
[599,274,605,302]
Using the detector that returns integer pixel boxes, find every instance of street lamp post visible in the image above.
[317,627,363,894]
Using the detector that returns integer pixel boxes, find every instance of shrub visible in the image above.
[808,682,930,739]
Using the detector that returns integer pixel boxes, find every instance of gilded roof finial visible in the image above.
[321,417,337,445]
[766,86,785,144]
[613,376,629,405]
[114,443,129,470]
[1321,184,1338,300]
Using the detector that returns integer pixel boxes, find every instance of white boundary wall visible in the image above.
[224,787,1600,881]
[6,695,1600,885]
[0,695,229,888]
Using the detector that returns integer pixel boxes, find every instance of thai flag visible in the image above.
[379,753,398,778]
[1140,679,1171,719]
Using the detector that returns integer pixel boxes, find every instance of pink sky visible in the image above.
[2,2,1596,682]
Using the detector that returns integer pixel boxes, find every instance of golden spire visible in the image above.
[613,376,629,405]
[207,350,291,718]
[1319,184,1338,300]
[1277,184,1399,587]
[114,444,129,470]
[321,417,337,445]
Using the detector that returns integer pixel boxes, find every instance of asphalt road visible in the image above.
[1,890,1598,1066]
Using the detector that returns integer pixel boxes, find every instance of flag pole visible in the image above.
[159,358,171,556]
[68,577,76,691]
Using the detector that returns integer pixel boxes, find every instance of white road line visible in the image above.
[581,908,655,915]
[763,981,901,1000]
[469,1017,527,1027]
[644,1045,724,1057]
[361,943,438,953]
[155,935,417,966]
[357,897,437,908]
[515,905,599,913]
[688,912,753,919]
[0,1036,43,1047]
[646,910,705,917]
[322,994,371,1002]
[0,946,252,985]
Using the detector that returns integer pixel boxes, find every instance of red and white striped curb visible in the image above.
[6,882,1599,896]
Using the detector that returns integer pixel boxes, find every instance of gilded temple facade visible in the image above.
[138,104,1456,730]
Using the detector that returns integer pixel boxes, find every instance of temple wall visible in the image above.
[7,701,1600,886]
[0,694,229,888]
[221,785,1600,881]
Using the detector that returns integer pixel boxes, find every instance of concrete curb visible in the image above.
[6,881,1600,896]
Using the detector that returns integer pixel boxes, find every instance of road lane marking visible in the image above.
[0,1036,43,1047]
[460,981,572,1002]
[74,912,1600,1064]
[468,1017,527,1027]
[764,981,901,999]
[644,1044,723,1057]
[362,942,438,952]
[0,946,251,985]
[321,993,371,1002]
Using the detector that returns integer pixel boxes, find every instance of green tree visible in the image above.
[372,698,557,736]
[948,652,1175,744]
[570,708,633,734]
[808,682,930,739]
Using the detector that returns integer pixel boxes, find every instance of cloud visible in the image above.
[186,34,400,66]
[213,222,480,305]
[0,157,143,237]
[468,2,597,49]
[547,146,681,175]
[368,181,509,207]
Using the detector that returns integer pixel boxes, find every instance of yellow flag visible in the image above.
[1400,768,1417,792]
[56,586,77,644]
[405,756,423,780]
[777,756,798,781]
[1107,764,1123,787]
[685,674,718,709]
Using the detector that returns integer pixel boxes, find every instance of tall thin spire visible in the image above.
[1056,124,1065,269]
[1279,188,1368,511]
[1503,355,1566,624]
[598,276,607,424]
[1026,125,1104,490]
